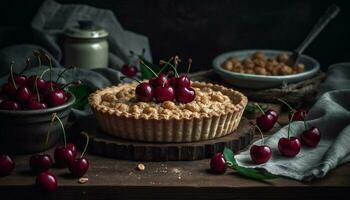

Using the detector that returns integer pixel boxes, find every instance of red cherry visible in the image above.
[210,153,226,174]
[136,82,154,102]
[121,64,138,77]
[289,110,307,121]
[0,100,21,110]
[36,172,57,192]
[69,158,89,178]
[27,75,46,92]
[8,73,27,86]
[16,86,31,102]
[45,89,66,107]
[256,114,275,132]
[175,86,196,103]
[41,81,60,94]
[149,73,170,87]
[175,74,191,88]
[278,137,301,157]
[265,109,278,122]
[301,127,321,147]
[0,154,15,177]
[30,154,53,173]
[54,145,75,168]
[27,99,48,110]
[66,143,78,158]
[2,82,17,96]
[250,145,272,164]
[154,86,174,103]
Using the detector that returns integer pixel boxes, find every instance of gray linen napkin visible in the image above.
[235,63,350,181]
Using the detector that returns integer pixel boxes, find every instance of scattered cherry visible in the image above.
[135,82,154,102]
[175,86,195,103]
[210,153,226,174]
[0,154,15,176]
[54,145,74,168]
[290,110,307,121]
[301,127,321,147]
[250,126,272,164]
[36,172,57,192]
[30,154,53,173]
[278,137,301,157]
[154,85,175,103]
[265,109,279,122]
[255,104,277,132]
[69,158,89,178]
[278,112,301,157]
[121,64,138,77]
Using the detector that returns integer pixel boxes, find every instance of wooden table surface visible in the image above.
[1,74,349,199]
[1,114,350,200]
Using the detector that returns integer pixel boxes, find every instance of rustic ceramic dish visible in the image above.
[0,92,75,154]
[212,49,320,89]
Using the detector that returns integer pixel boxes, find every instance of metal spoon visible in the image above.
[286,4,340,67]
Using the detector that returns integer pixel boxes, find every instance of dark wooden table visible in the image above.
[1,115,349,200]
[1,74,349,199]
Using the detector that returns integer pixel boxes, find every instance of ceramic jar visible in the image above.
[64,20,109,69]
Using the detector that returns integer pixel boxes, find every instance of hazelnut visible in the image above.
[245,69,255,74]
[253,59,266,68]
[277,53,289,63]
[242,58,255,69]
[222,61,233,71]
[295,63,305,72]
[137,163,145,171]
[254,67,267,75]
[252,51,266,60]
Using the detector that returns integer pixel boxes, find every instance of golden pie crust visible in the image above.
[89,81,247,142]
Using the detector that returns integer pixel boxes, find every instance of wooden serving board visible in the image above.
[75,117,254,161]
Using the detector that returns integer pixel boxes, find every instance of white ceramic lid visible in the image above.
[64,20,108,39]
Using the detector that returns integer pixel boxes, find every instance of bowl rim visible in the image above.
[212,49,320,80]
[0,91,76,115]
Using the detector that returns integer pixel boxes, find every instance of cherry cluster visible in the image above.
[210,99,321,174]
[0,60,72,111]
[0,114,90,192]
[131,57,196,104]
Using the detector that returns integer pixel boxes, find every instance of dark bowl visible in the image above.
[0,92,75,154]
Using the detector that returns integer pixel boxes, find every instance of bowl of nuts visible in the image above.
[212,49,320,89]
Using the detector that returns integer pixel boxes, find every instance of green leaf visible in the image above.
[68,84,93,110]
[139,56,161,79]
[223,147,277,180]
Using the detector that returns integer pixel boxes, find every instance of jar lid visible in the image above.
[64,20,108,39]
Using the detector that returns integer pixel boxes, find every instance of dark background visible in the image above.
[0,0,349,72]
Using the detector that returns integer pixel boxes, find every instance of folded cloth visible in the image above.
[31,0,152,68]
[235,63,350,181]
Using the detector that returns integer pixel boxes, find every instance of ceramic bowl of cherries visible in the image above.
[210,100,321,174]
[0,61,76,154]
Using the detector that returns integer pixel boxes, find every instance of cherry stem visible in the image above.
[45,115,56,151]
[164,62,179,77]
[10,62,18,90]
[158,57,174,75]
[53,113,67,148]
[39,68,51,79]
[21,57,31,74]
[303,113,308,129]
[120,76,141,84]
[255,125,265,145]
[187,58,192,75]
[276,98,294,112]
[287,112,295,139]
[35,76,40,102]
[80,132,89,158]
[56,67,74,83]
[254,103,265,115]
[140,60,158,77]
[61,80,82,90]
